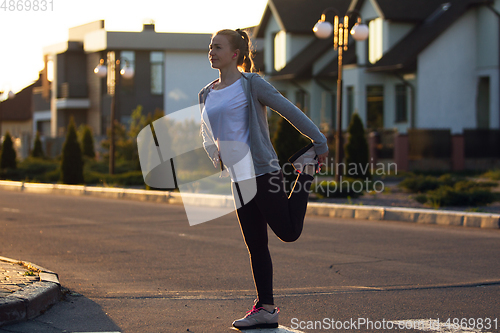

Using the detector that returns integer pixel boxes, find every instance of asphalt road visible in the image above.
[0,190,499,333]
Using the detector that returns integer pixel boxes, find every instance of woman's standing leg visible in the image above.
[234,196,274,306]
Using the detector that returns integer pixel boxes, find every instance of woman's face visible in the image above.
[209,34,237,70]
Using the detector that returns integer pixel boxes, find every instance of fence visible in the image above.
[369,129,500,172]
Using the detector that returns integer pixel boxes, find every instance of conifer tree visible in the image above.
[61,118,84,184]
[31,131,45,158]
[0,132,17,169]
[81,125,96,159]
[344,113,370,179]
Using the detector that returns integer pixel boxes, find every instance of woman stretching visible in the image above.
[199,29,328,330]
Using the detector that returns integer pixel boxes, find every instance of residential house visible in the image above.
[0,79,39,159]
[38,20,217,143]
[253,0,500,170]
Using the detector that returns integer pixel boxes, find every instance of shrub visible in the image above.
[80,125,95,159]
[0,132,17,170]
[84,170,144,187]
[18,157,58,182]
[399,173,459,193]
[61,118,84,184]
[414,180,496,207]
[344,113,370,179]
[482,169,500,181]
[31,132,45,158]
[414,193,428,204]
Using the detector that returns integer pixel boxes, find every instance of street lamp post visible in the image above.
[94,52,134,175]
[313,9,368,183]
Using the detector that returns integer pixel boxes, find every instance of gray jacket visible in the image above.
[198,72,328,176]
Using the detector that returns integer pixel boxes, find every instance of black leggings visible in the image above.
[232,170,314,305]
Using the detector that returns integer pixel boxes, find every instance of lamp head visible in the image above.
[313,20,333,39]
[350,23,369,41]
[94,60,107,78]
[120,66,134,79]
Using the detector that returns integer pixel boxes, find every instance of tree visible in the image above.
[0,132,17,169]
[80,125,96,159]
[61,118,84,184]
[344,113,370,179]
[31,131,45,158]
[272,116,309,192]
[100,105,164,170]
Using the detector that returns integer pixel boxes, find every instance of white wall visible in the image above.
[344,66,369,129]
[416,10,477,133]
[164,51,218,117]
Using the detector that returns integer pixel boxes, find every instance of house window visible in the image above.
[274,31,287,72]
[120,51,135,93]
[476,77,490,129]
[395,84,408,123]
[347,86,354,124]
[367,85,384,130]
[368,18,383,64]
[150,52,164,95]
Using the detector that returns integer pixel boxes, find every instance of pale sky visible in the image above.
[0,0,269,96]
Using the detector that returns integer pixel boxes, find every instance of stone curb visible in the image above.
[1,180,499,229]
[0,256,61,327]
[306,203,500,229]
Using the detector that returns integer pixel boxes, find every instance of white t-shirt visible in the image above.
[201,78,255,181]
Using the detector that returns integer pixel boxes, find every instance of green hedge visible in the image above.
[0,157,145,188]
[414,180,497,207]
[398,173,458,193]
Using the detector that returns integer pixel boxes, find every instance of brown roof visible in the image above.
[255,0,352,38]
[0,83,34,122]
[256,0,352,80]
[366,0,493,73]
[349,0,453,22]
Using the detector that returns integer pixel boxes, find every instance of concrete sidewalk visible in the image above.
[0,257,61,327]
[1,180,499,229]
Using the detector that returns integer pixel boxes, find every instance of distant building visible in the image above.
[0,80,36,159]
[253,0,500,170]
[37,20,217,139]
